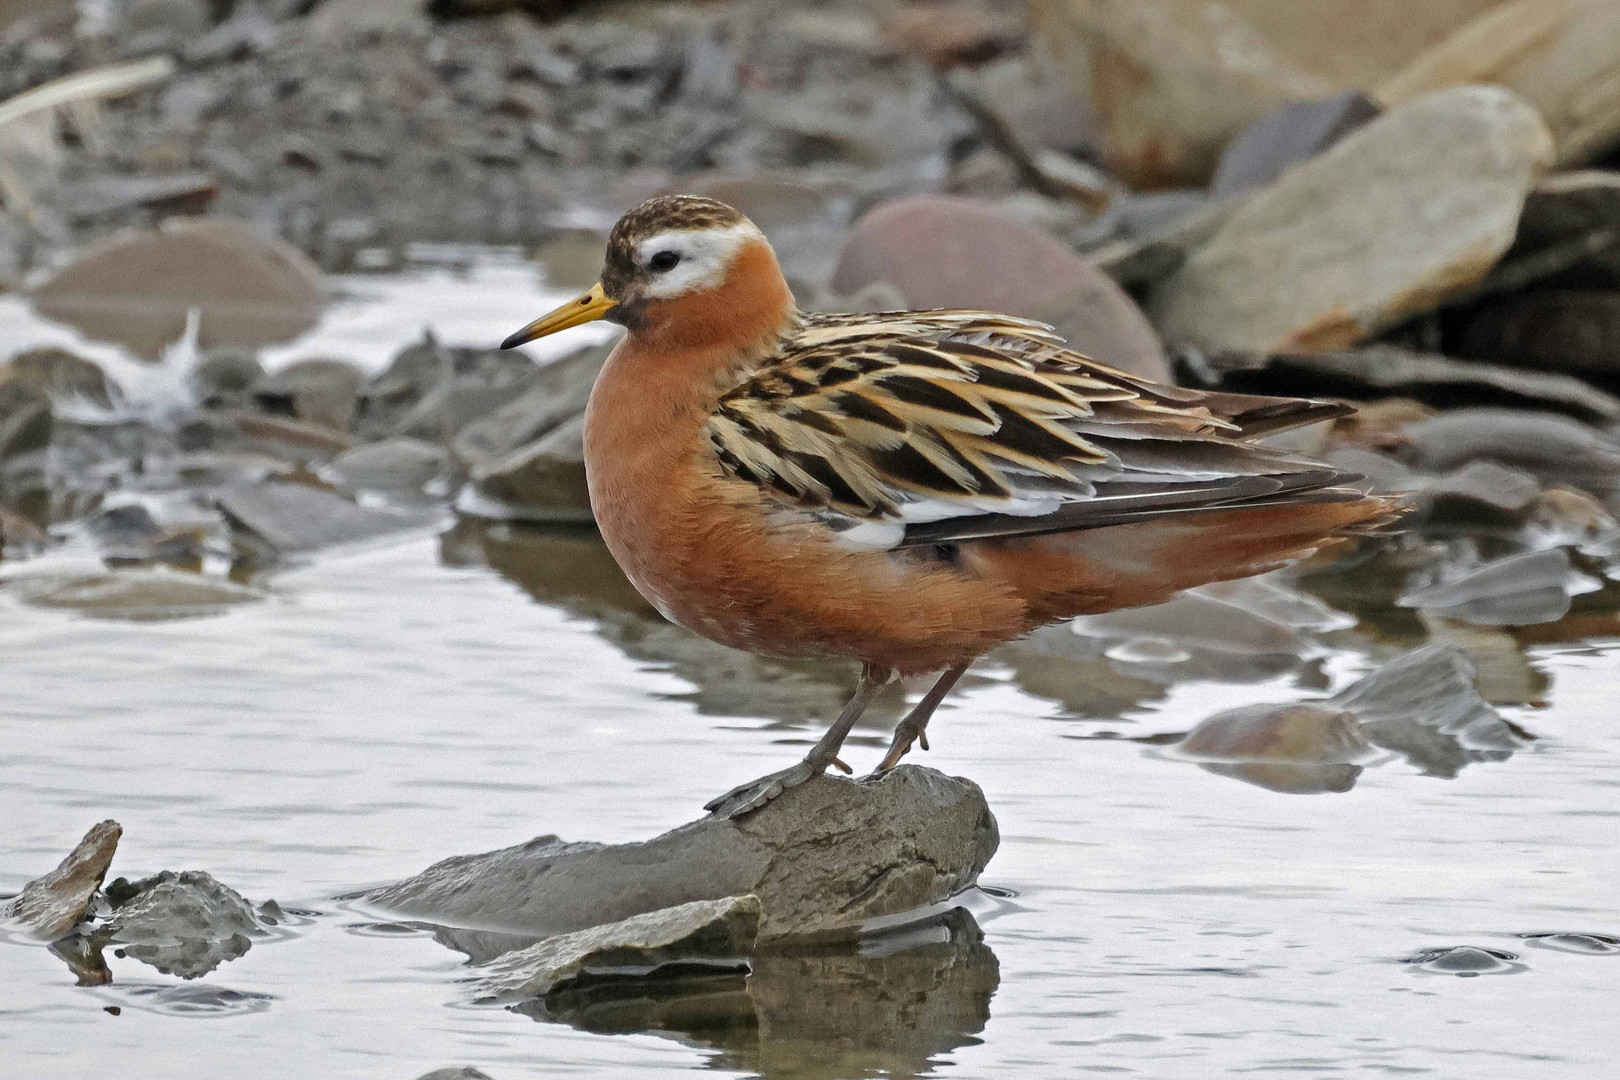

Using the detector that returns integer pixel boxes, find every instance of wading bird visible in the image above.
[502,196,1397,817]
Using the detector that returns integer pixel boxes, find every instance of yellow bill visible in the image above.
[500,282,617,349]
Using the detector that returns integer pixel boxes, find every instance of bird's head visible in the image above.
[501,195,793,352]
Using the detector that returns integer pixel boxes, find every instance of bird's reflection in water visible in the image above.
[440,519,909,729]
[507,908,998,1080]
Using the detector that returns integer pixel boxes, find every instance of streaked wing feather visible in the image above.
[705,310,1359,545]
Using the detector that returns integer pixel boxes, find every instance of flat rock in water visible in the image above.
[0,820,121,940]
[9,569,263,620]
[219,480,441,554]
[475,895,760,1000]
[832,195,1170,381]
[1331,643,1531,777]
[1396,408,1620,500]
[253,358,363,432]
[1182,703,1372,764]
[367,765,997,944]
[1398,547,1598,627]
[29,218,324,360]
[326,437,450,496]
[1150,87,1554,353]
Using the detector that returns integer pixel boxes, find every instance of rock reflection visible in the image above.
[508,908,999,1080]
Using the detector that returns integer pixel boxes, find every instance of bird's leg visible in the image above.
[871,662,969,775]
[705,662,894,819]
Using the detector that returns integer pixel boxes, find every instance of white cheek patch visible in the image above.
[637,223,763,299]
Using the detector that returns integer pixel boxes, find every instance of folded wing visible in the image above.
[704,310,1364,549]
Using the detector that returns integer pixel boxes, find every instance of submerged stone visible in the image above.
[476,895,760,1000]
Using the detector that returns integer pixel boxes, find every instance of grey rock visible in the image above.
[412,1071,495,1080]
[190,349,266,406]
[367,765,998,945]
[1211,91,1381,196]
[1,820,121,940]
[2,347,114,410]
[1417,461,1546,522]
[326,437,450,496]
[254,358,363,431]
[451,343,607,470]
[467,412,588,520]
[1086,189,1252,290]
[102,870,262,979]
[361,336,546,443]
[832,195,1170,381]
[219,479,442,554]
[1151,87,1554,353]
[476,895,760,1000]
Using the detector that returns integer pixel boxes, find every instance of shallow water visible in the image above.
[3,267,1619,1078]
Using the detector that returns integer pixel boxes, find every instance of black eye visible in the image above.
[648,250,681,272]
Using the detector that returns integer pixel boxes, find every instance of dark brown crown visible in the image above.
[601,195,747,298]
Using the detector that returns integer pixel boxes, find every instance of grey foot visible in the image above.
[705,758,824,819]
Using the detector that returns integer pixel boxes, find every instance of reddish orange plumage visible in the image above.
[506,194,1399,813]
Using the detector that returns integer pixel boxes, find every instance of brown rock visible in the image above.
[30,218,324,360]
[1,821,121,940]
[1028,0,1504,187]
[1377,0,1620,168]
[1150,87,1553,353]
[832,195,1170,381]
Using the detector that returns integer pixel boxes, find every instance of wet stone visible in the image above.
[367,765,998,945]
[1182,704,1371,765]
[1460,290,1620,376]
[253,358,364,432]
[0,821,121,941]
[1332,643,1531,778]
[1396,408,1620,499]
[325,438,450,498]
[219,479,442,555]
[1398,547,1600,626]
[99,870,263,979]
[476,895,760,1000]
[8,569,264,620]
